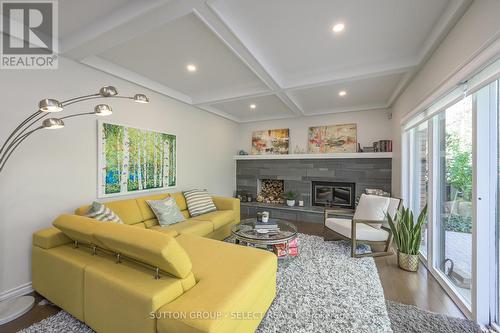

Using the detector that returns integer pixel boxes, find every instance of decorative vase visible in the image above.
[261,211,269,222]
[286,200,295,207]
[398,251,419,272]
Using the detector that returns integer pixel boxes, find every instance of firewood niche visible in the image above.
[256,179,284,204]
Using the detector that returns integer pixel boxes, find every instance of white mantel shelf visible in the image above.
[234,152,392,160]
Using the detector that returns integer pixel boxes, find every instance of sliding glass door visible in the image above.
[434,96,473,305]
[408,123,429,259]
[403,59,500,326]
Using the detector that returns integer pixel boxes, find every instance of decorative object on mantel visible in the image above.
[373,140,392,152]
[98,121,176,198]
[282,190,298,207]
[293,145,306,154]
[307,123,357,153]
[238,150,249,155]
[387,204,428,272]
[234,152,393,160]
[0,85,149,325]
[251,128,290,155]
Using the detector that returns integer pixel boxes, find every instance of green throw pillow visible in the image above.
[147,197,185,227]
[85,201,123,223]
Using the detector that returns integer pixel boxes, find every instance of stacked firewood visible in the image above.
[256,179,284,204]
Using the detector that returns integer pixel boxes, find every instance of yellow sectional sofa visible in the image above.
[32,192,277,333]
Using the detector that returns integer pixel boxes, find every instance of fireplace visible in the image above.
[311,181,355,208]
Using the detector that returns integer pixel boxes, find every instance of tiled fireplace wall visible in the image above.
[236,158,392,206]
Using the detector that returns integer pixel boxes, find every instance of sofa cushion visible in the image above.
[85,201,123,223]
[135,193,170,221]
[94,223,192,279]
[147,197,185,226]
[170,192,188,211]
[84,258,195,333]
[143,218,160,228]
[150,219,214,237]
[183,189,216,217]
[190,210,234,229]
[53,214,102,245]
[157,234,277,333]
[353,194,390,229]
[325,217,389,242]
[75,198,143,225]
[33,227,72,249]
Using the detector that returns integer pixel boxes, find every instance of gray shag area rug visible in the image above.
[387,300,482,333]
[18,234,479,333]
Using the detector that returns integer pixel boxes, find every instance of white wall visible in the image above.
[0,58,239,297]
[237,109,392,153]
[391,0,500,196]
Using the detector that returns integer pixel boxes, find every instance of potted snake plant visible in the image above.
[387,204,428,272]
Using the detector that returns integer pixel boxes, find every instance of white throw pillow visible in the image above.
[353,194,390,229]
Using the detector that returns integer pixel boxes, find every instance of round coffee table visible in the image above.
[231,218,298,258]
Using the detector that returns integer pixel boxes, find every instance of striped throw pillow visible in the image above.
[183,189,217,217]
[85,201,123,223]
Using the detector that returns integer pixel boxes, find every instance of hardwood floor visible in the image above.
[0,220,463,333]
[0,292,59,333]
[288,220,465,318]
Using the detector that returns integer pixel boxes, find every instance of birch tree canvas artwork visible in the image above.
[98,122,176,197]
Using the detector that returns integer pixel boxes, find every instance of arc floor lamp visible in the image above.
[0,86,149,325]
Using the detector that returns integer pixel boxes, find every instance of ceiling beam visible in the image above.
[386,0,472,107]
[193,4,304,116]
[81,56,192,104]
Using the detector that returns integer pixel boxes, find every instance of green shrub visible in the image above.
[444,214,472,233]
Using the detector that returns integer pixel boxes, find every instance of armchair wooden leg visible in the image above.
[351,222,357,258]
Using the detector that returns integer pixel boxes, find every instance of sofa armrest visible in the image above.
[212,196,240,223]
[33,227,72,249]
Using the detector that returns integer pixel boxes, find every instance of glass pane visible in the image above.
[409,123,429,258]
[435,95,473,304]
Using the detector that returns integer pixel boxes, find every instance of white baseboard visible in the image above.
[0,282,33,302]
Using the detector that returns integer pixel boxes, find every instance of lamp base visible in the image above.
[0,296,35,325]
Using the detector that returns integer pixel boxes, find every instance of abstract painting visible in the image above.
[98,121,176,197]
[308,123,357,153]
[251,128,290,155]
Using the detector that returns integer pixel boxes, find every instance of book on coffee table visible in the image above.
[255,218,278,229]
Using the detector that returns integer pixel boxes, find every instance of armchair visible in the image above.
[323,194,401,258]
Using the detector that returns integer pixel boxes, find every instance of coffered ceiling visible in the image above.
[58,0,471,123]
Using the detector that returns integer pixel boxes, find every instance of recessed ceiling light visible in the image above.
[186,64,197,72]
[250,104,257,109]
[338,90,347,97]
[332,23,345,33]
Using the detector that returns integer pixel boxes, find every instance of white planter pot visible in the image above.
[286,200,295,207]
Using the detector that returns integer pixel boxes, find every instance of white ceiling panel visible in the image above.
[289,73,404,115]
[209,94,295,122]
[59,0,138,39]
[211,0,450,87]
[97,13,269,102]
[57,0,469,122]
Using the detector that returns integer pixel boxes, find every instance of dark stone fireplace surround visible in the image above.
[236,157,392,223]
